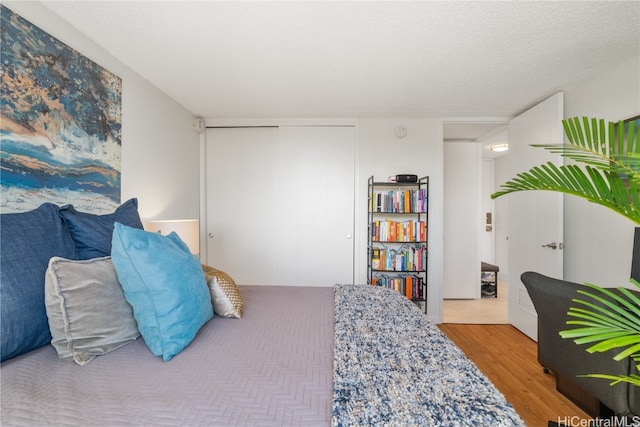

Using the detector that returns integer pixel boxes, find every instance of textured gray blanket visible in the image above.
[1,286,334,426]
[332,284,524,426]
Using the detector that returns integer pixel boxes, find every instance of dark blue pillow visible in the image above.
[1,203,79,361]
[58,198,144,260]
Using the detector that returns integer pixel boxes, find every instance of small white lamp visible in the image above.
[145,219,200,255]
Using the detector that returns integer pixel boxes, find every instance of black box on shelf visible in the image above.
[396,174,418,183]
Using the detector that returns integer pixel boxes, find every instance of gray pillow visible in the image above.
[45,256,140,365]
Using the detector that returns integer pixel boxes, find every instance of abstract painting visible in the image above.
[1,5,122,213]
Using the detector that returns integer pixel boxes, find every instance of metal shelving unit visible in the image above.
[367,175,429,313]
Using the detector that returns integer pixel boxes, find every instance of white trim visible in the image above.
[352,122,361,284]
[204,117,358,128]
[199,131,207,262]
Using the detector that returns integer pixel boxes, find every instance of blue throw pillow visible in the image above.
[0,203,78,361]
[58,198,144,260]
[111,222,213,361]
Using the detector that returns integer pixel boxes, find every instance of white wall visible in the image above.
[563,57,640,287]
[5,2,200,223]
[480,159,495,263]
[358,117,444,321]
[443,141,481,299]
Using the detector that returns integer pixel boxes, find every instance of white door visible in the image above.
[443,141,481,299]
[205,126,355,286]
[205,127,279,285]
[276,126,355,286]
[508,92,564,340]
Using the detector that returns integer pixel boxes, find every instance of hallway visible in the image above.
[443,280,508,324]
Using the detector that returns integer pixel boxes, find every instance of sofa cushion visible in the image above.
[45,256,140,365]
[0,203,78,361]
[58,198,144,260]
[111,223,213,361]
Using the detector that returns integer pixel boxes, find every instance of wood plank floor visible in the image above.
[439,324,590,427]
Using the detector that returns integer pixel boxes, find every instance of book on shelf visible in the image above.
[371,248,380,269]
[371,220,426,243]
[405,276,412,299]
[372,188,428,213]
[370,245,426,272]
[372,274,425,300]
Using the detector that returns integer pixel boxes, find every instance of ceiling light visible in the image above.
[489,144,509,152]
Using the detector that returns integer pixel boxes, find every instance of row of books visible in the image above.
[371,189,427,213]
[371,220,426,242]
[371,245,426,271]
[371,275,425,300]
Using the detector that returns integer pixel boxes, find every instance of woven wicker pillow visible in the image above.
[201,265,243,318]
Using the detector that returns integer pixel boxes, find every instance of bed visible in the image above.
[2,284,523,426]
[0,201,523,426]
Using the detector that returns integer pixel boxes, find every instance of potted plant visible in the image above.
[492,116,640,386]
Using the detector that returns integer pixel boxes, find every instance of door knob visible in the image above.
[541,242,557,250]
[208,233,214,238]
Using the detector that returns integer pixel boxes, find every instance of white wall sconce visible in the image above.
[145,219,200,255]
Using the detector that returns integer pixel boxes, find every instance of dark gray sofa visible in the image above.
[520,271,640,417]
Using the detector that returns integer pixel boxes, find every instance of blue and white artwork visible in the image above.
[0,5,122,213]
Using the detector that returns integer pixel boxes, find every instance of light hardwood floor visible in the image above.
[443,280,509,324]
[439,324,591,427]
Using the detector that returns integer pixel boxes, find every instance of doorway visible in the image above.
[442,121,509,323]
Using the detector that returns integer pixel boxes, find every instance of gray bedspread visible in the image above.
[1,284,523,426]
[1,286,334,427]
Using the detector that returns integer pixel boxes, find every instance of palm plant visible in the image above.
[492,116,640,386]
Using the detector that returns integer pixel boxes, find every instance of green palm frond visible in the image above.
[553,117,640,183]
[492,117,640,226]
[579,373,640,387]
[560,282,640,361]
[559,280,640,383]
[492,162,640,225]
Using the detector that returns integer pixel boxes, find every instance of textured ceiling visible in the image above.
[41,1,639,120]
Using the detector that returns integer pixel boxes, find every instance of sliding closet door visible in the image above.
[205,127,279,285]
[205,125,355,286]
[276,126,355,286]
